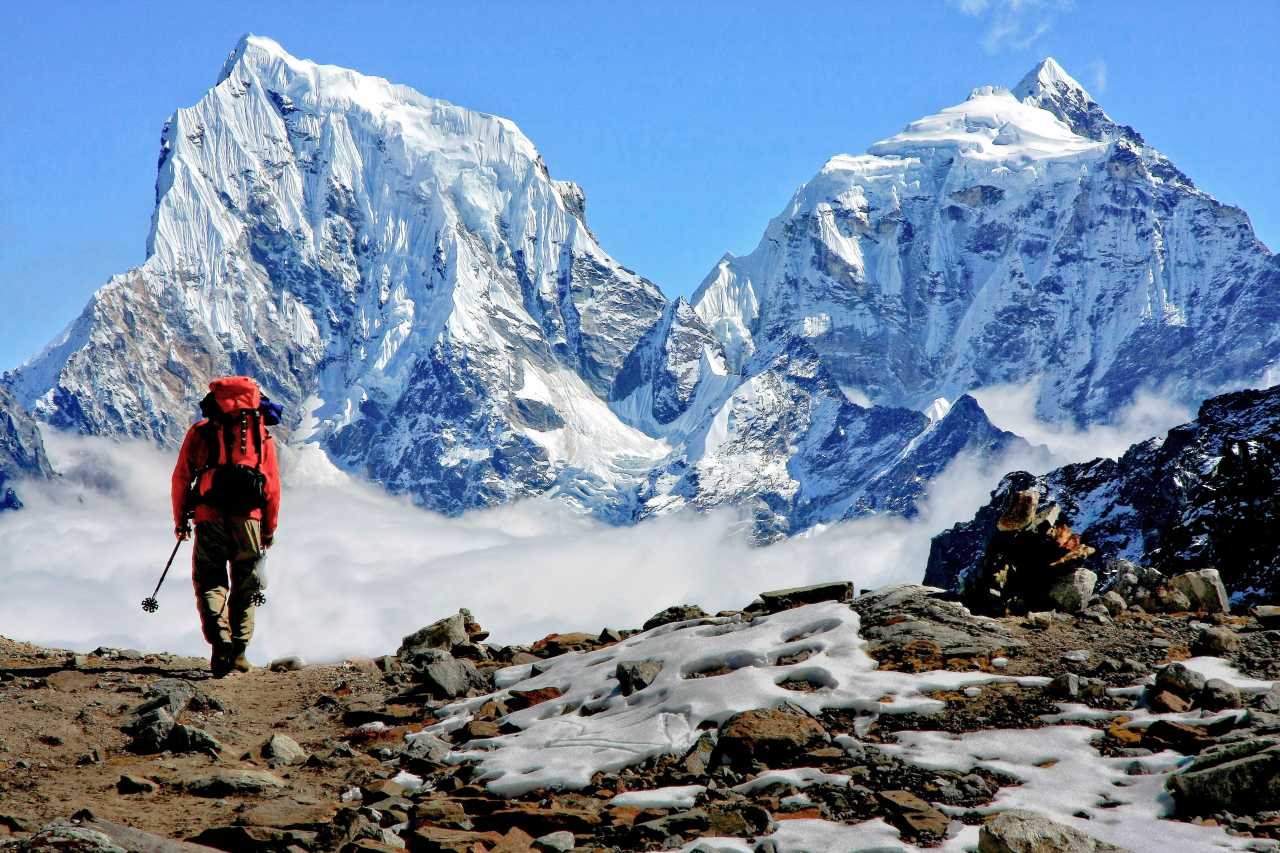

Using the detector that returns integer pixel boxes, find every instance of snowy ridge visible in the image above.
[692,57,1279,425]
[8,35,1026,536]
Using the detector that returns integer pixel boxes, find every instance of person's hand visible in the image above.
[175,524,192,541]
[262,533,274,550]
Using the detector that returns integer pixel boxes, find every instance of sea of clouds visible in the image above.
[0,381,1191,664]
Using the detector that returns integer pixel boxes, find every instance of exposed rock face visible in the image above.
[928,385,1280,602]
[692,58,1280,427]
[0,385,52,511]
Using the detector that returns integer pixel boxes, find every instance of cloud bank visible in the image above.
[0,429,1046,665]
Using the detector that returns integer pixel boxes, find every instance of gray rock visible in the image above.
[616,659,664,696]
[853,585,1025,661]
[1101,590,1127,616]
[401,732,452,765]
[185,768,287,797]
[757,581,853,613]
[1255,684,1280,713]
[134,678,196,717]
[260,733,308,765]
[1155,662,1207,698]
[533,831,576,852]
[116,774,158,795]
[1168,737,1280,815]
[122,707,175,753]
[1199,679,1243,711]
[268,656,304,672]
[1047,569,1097,613]
[415,656,485,700]
[1256,605,1280,627]
[398,609,473,657]
[169,724,222,755]
[679,731,718,776]
[642,604,708,631]
[21,821,127,853]
[1193,626,1240,655]
[978,809,1131,852]
[1169,569,1230,614]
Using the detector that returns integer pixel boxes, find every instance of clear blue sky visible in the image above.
[3,1,1277,371]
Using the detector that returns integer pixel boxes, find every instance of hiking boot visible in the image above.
[230,645,252,673]
[210,645,233,678]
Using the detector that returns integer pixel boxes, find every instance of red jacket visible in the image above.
[171,377,281,538]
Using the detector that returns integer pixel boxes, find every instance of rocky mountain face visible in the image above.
[5,35,1025,535]
[0,386,51,511]
[926,384,1280,602]
[691,58,1280,426]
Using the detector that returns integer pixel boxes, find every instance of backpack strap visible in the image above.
[251,409,264,472]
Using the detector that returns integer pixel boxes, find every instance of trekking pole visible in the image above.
[141,536,185,613]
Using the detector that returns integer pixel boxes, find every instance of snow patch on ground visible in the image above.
[417,602,1047,796]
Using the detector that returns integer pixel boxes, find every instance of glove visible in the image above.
[175,524,192,541]
[262,532,274,550]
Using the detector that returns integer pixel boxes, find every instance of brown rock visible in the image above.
[411,797,473,830]
[713,705,830,770]
[472,798,603,836]
[490,827,536,852]
[408,826,502,853]
[1146,690,1191,713]
[1142,720,1214,754]
[506,686,563,711]
[459,720,502,741]
[877,790,950,840]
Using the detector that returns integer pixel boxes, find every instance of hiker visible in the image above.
[170,376,281,677]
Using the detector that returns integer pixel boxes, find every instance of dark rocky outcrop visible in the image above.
[928,385,1280,603]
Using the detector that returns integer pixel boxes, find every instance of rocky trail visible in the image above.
[2,577,1280,853]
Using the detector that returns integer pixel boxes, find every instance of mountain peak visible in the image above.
[1013,57,1091,102]
[217,33,289,84]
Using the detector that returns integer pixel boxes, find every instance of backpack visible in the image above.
[190,397,271,517]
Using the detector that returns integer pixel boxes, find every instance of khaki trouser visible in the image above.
[192,519,265,649]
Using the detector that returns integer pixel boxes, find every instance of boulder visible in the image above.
[269,656,305,672]
[1168,737,1280,814]
[1168,569,1230,614]
[642,604,708,631]
[168,724,222,755]
[616,659,663,696]
[1101,590,1127,615]
[1154,662,1207,699]
[876,790,950,842]
[398,609,474,657]
[532,831,575,852]
[1200,679,1243,711]
[261,733,308,765]
[121,707,175,754]
[1047,569,1097,613]
[854,585,1025,667]
[1192,626,1239,655]
[712,705,829,770]
[116,774,157,795]
[184,768,286,797]
[411,653,486,700]
[978,809,1132,852]
[757,581,853,613]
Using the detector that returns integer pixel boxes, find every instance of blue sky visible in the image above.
[3,1,1277,371]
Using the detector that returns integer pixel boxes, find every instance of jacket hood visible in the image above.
[207,376,261,413]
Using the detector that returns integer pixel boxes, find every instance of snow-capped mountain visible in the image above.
[926,384,1280,602]
[692,59,1279,425]
[5,36,1020,534]
[0,386,51,510]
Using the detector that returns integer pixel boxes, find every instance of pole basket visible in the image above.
[141,597,160,613]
